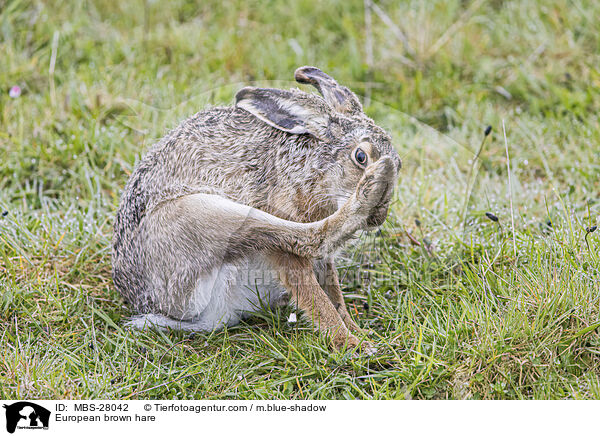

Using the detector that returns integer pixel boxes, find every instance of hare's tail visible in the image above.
[124,313,214,332]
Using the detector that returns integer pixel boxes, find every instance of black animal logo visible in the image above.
[2,402,50,434]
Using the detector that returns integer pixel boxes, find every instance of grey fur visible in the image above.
[112,66,400,352]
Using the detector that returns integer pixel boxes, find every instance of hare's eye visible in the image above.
[354,148,367,166]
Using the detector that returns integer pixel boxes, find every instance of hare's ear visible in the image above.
[295,66,362,116]
[235,87,328,138]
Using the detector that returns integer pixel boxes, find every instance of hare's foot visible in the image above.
[338,334,377,357]
[320,157,396,254]
[355,341,378,357]
[354,156,396,226]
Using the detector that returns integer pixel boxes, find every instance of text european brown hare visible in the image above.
[112,66,401,354]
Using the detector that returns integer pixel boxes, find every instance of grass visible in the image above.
[1,0,600,399]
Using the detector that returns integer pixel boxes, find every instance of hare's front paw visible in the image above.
[355,157,396,224]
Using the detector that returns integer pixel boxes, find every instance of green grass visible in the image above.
[1,0,600,399]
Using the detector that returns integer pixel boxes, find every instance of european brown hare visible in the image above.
[112,66,400,354]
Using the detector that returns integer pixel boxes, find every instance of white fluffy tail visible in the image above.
[124,313,216,332]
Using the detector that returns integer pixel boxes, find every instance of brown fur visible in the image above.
[112,67,400,354]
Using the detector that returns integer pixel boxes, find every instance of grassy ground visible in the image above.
[1,0,600,400]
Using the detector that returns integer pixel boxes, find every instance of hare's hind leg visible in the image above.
[170,192,354,261]
[167,156,396,262]
[137,193,350,328]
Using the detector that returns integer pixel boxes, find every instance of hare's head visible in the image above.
[235,66,400,224]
